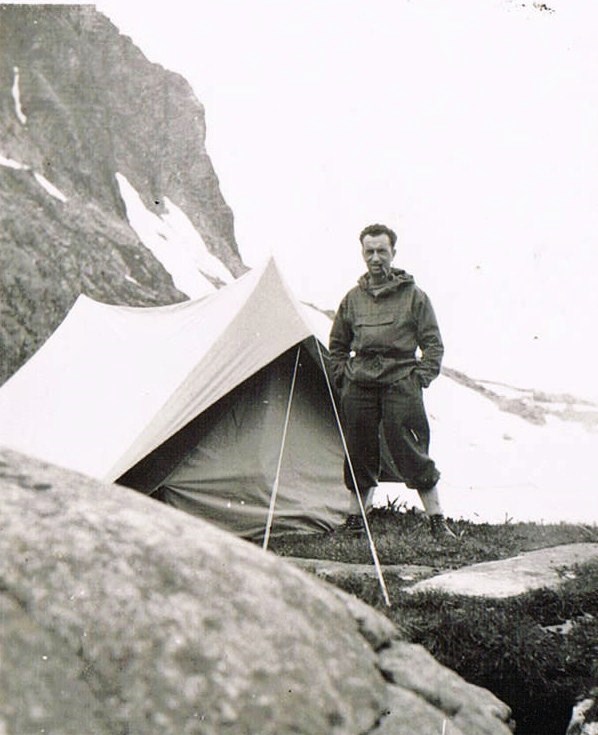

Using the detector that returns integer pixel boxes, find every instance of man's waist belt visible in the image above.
[355,349,415,360]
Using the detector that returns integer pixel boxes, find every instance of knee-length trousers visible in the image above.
[340,375,440,494]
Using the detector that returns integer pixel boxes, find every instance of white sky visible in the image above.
[21,1,598,397]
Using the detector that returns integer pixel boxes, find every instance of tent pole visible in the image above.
[313,338,392,608]
[262,344,301,551]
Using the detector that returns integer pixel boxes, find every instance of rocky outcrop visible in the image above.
[0,5,245,384]
[407,544,598,598]
[288,556,435,585]
[442,367,598,429]
[378,642,514,735]
[0,448,514,734]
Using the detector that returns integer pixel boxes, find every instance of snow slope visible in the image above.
[374,374,598,525]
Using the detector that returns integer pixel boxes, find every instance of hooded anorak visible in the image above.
[329,268,444,390]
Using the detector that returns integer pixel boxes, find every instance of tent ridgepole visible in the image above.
[313,337,391,608]
[262,344,301,551]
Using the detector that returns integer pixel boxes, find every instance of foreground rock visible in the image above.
[0,449,513,734]
[407,544,598,598]
[288,557,435,584]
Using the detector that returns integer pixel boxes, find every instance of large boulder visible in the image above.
[0,448,513,734]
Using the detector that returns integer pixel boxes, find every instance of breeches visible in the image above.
[340,377,440,494]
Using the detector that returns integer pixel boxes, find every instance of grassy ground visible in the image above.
[263,507,598,735]
[267,504,598,567]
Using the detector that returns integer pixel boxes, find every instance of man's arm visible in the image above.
[328,296,352,391]
[413,291,444,388]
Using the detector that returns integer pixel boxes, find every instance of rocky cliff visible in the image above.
[0,4,245,384]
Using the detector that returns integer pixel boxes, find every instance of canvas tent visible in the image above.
[0,258,371,538]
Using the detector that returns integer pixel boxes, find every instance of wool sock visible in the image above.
[364,486,376,513]
[349,487,376,515]
[417,484,444,517]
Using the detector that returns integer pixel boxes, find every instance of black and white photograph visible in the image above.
[0,1,597,733]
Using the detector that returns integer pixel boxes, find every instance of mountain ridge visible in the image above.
[441,366,598,430]
[0,4,244,383]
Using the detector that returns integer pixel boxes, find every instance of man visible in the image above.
[329,223,456,540]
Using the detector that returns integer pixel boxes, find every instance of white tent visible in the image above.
[0,258,360,537]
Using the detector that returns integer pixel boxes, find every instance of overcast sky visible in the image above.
[42,1,598,397]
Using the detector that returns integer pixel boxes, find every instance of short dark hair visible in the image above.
[359,223,397,248]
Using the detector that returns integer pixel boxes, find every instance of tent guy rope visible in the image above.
[313,338,391,607]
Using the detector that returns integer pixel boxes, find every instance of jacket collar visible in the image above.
[358,267,414,297]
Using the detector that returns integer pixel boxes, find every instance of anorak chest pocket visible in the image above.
[353,310,397,348]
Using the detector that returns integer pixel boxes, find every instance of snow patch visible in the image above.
[160,198,234,286]
[33,172,67,203]
[115,172,233,299]
[374,372,598,525]
[0,154,27,170]
[11,66,27,125]
[1,154,67,202]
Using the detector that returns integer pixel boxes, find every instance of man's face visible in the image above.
[361,233,395,279]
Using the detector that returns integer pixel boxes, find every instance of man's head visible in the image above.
[359,224,397,282]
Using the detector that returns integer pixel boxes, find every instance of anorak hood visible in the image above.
[358,267,415,297]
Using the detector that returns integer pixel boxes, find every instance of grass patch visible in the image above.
[267,505,597,568]
[395,562,598,735]
[263,507,598,735]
